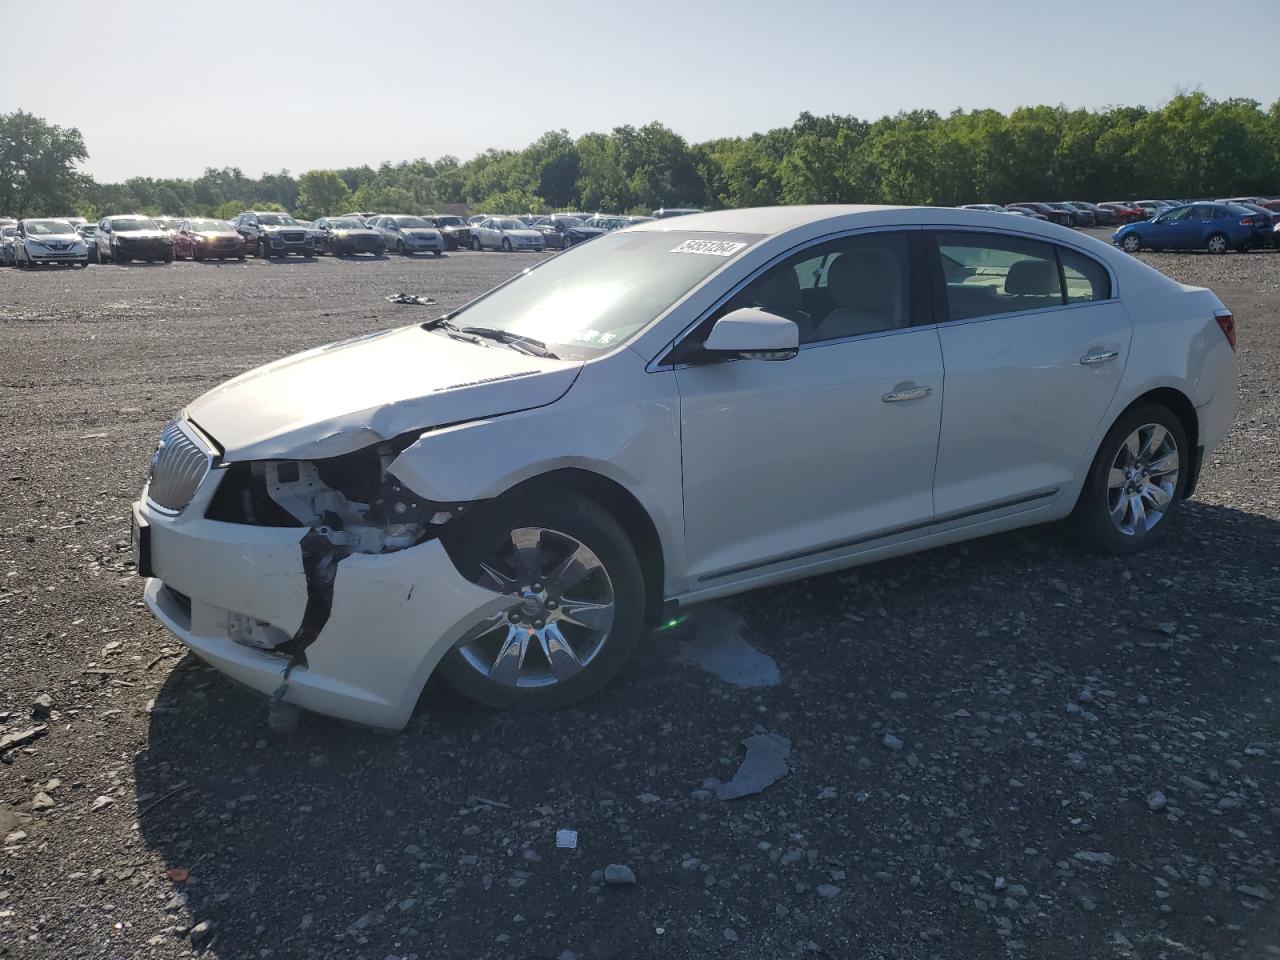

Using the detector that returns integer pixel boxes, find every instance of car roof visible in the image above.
[624,204,1125,247]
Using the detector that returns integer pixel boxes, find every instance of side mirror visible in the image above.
[703,308,799,361]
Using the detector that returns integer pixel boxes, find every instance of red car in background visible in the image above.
[173,218,246,261]
[1097,202,1149,224]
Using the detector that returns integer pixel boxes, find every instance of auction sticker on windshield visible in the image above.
[670,239,747,257]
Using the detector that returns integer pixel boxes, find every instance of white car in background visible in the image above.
[132,205,1238,729]
[0,225,20,265]
[14,218,90,267]
[371,215,445,256]
[469,217,545,252]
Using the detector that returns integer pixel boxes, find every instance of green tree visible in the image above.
[295,170,353,219]
[350,183,420,214]
[0,110,88,216]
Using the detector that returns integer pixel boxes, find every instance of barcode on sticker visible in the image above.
[670,239,747,257]
[556,829,578,849]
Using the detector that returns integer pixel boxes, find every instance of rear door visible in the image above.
[925,230,1131,526]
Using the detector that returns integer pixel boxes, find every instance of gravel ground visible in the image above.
[0,240,1277,960]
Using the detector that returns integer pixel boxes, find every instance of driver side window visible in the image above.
[714,232,914,345]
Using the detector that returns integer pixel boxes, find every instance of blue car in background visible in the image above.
[1113,202,1266,254]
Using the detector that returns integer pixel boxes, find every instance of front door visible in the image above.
[674,230,944,586]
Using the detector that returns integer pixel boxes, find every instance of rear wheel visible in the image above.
[439,496,645,711]
[1069,404,1187,555]
[1206,233,1228,255]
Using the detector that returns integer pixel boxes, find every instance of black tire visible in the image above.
[1068,403,1188,555]
[433,249,442,257]
[1120,234,1141,253]
[397,239,407,256]
[258,239,270,259]
[471,236,482,251]
[439,495,646,711]
[1205,233,1228,255]
[163,250,174,263]
[115,248,130,264]
[501,237,512,252]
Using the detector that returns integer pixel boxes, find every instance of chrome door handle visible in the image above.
[1080,351,1119,365]
[882,386,932,403]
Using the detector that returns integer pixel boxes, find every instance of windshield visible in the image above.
[494,218,527,230]
[25,219,76,235]
[187,219,233,232]
[153,218,182,229]
[258,214,298,226]
[435,230,761,359]
[393,216,432,228]
[435,216,464,226]
[554,217,585,227]
[111,217,159,231]
[329,219,364,229]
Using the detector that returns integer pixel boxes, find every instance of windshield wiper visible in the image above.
[456,327,559,359]
[422,315,461,331]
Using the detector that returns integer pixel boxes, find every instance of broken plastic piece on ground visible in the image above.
[715,732,791,800]
[672,604,780,688]
[385,292,437,305]
[266,698,301,735]
[555,829,578,849]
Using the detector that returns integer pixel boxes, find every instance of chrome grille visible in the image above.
[147,419,213,513]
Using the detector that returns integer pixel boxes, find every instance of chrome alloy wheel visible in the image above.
[1107,423,1180,536]
[456,527,615,688]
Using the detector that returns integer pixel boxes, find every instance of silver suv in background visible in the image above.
[233,211,315,258]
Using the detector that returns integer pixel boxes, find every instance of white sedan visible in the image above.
[132,205,1238,728]
[14,218,90,267]
[469,217,545,252]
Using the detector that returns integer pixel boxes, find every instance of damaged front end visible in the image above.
[207,439,472,659]
[140,425,505,729]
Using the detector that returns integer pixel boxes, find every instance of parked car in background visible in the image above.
[131,205,1238,727]
[959,203,1007,213]
[467,214,493,225]
[651,207,702,219]
[14,218,91,267]
[1044,203,1091,226]
[429,215,471,251]
[152,217,183,237]
[173,218,247,261]
[1127,200,1174,220]
[1065,201,1114,226]
[340,212,380,225]
[1227,202,1279,245]
[1257,199,1280,212]
[0,217,18,232]
[1097,202,1148,224]
[0,225,19,265]
[370,215,445,256]
[1114,202,1264,254]
[96,215,173,264]
[1005,203,1072,225]
[1003,207,1049,220]
[234,211,314,258]
[470,216,545,251]
[312,217,386,256]
[77,223,98,262]
[536,215,606,249]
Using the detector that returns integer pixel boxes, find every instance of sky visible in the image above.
[3,0,1278,183]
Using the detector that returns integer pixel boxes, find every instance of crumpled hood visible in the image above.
[186,325,583,461]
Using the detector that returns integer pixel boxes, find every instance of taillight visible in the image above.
[1214,309,1236,350]
[1239,217,1254,226]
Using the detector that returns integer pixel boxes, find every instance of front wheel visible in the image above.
[1206,233,1228,255]
[1069,404,1187,555]
[471,236,482,251]
[501,237,512,252]
[1120,234,1141,253]
[439,496,646,711]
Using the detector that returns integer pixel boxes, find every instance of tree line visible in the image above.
[3,93,1278,221]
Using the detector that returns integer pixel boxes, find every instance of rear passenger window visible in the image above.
[1059,248,1111,302]
[934,232,1062,320]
